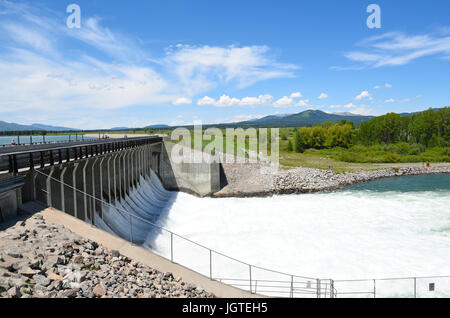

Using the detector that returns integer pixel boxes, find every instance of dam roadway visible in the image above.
[0,136,163,174]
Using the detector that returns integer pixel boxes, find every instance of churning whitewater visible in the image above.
[97,172,450,297]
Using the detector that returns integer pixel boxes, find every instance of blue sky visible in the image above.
[0,0,449,129]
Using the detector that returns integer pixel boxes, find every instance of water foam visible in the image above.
[97,172,450,297]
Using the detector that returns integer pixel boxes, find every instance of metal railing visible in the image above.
[0,136,162,174]
[35,169,450,298]
[0,135,93,148]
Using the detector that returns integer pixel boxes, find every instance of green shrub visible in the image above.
[287,140,293,152]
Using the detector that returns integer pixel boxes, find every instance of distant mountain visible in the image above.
[145,124,169,129]
[29,123,79,131]
[398,107,443,117]
[0,121,78,132]
[235,110,374,127]
[110,127,130,131]
[331,112,365,117]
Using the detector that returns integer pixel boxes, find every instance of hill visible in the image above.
[236,110,374,127]
[0,121,78,132]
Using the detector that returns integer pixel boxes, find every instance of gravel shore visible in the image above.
[0,213,215,298]
[214,163,450,197]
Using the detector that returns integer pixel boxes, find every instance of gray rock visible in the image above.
[7,286,21,298]
[5,248,22,259]
[33,274,51,287]
[60,288,78,298]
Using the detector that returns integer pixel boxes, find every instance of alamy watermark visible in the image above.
[66,4,81,29]
[170,123,280,173]
[367,4,381,29]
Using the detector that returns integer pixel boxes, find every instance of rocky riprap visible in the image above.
[0,214,215,298]
[273,166,450,194]
[213,163,450,197]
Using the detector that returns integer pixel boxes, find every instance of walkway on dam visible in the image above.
[0,136,160,156]
[37,206,261,298]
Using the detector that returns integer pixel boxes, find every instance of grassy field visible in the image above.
[279,138,449,172]
[172,131,450,173]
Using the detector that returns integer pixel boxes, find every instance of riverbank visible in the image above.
[0,213,215,298]
[213,163,450,197]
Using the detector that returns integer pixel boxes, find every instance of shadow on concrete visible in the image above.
[219,163,228,190]
[0,211,34,231]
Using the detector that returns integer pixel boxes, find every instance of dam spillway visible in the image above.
[95,170,176,247]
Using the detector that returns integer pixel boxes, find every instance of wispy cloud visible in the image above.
[341,30,450,68]
[164,44,297,94]
[198,94,273,107]
[0,1,297,128]
[318,93,328,100]
[354,90,373,101]
[172,97,192,105]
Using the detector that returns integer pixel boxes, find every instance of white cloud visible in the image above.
[0,2,298,128]
[329,103,357,109]
[318,93,328,99]
[290,92,302,98]
[273,96,294,108]
[374,85,381,89]
[295,99,310,107]
[165,44,297,93]
[343,31,450,68]
[354,90,373,101]
[223,114,268,123]
[385,83,392,88]
[239,94,273,106]
[385,98,395,103]
[197,94,273,107]
[351,107,373,116]
[172,97,192,105]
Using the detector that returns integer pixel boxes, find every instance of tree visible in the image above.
[287,140,293,152]
[295,130,305,153]
[310,126,327,148]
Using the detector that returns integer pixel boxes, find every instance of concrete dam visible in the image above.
[0,137,220,225]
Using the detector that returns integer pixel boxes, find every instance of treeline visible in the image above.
[358,107,449,147]
[0,130,51,136]
[289,107,449,153]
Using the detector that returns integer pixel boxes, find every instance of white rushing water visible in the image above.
[154,186,450,297]
[99,173,450,297]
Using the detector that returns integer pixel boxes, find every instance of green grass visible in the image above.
[173,129,450,172]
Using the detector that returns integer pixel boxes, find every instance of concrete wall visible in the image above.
[1,140,221,223]
[159,141,220,197]
[0,188,22,222]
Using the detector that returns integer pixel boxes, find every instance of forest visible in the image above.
[284,107,449,163]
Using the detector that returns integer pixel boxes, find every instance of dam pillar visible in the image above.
[139,147,143,180]
[105,156,113,205]
[35,168,49,205]
[120,151,126,199]
[93,157,103,221]
[114,152,121,203]
[0,175,24,222]
[46,166,62,211]
[95,157,106,219]
[21,171,36,202]
[83,159,95,223]
[133,149,138,187]
[61,164,75,217]
[73,161,88,221]
[141,147,145,178]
